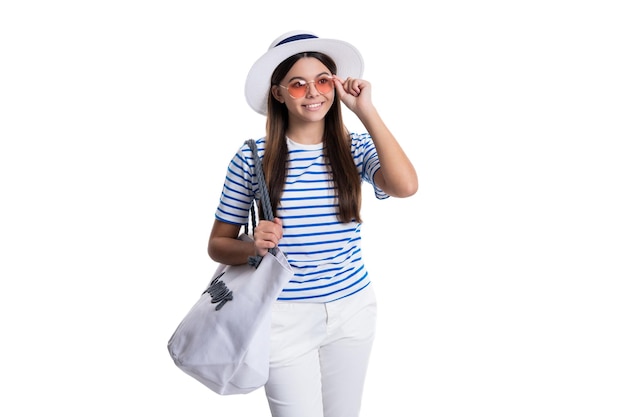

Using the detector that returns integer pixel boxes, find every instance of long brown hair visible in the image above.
[263,52,362,223]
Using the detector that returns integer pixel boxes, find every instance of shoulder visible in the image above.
[233,137,267,163]
[349,132,372,144]
[245,137,267,157]
[349,132,376,155]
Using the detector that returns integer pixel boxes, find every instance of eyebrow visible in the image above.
[286,72,331,83]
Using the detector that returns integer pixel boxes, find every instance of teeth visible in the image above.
[305,103,321,109]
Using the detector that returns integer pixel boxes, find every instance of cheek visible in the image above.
[322,92,336,111]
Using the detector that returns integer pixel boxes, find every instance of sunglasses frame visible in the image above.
[278,75,335,99]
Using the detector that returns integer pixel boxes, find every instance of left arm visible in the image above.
[334,76,418,197]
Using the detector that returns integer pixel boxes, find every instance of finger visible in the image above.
[332,74,345,84]
[255,220,282,244]
[349,78,362,96]
[341,77,356,97]
[332,76,348,98]
[255,228,279,244]
[335,75,355,92]
[255,237,277,249]
[272,217,283,238]
[254,234,278,254]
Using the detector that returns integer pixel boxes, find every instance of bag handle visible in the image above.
[246,139,274,223]
[246,139,277,266]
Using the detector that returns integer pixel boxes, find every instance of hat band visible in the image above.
[275,33,318,47]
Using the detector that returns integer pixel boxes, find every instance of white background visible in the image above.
[1,1,625,416]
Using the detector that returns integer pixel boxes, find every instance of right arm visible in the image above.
[207,218,284,265]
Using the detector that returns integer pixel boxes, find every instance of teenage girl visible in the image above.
[208,31,418,417]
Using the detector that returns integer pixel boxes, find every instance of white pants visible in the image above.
[264,285,377,417]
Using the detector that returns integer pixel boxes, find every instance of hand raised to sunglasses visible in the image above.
[332,75,374,115]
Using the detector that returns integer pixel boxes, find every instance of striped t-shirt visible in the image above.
[214,132,388,303]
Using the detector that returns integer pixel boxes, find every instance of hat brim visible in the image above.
[244,37,364,115]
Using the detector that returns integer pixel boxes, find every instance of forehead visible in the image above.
[285,57,332,79]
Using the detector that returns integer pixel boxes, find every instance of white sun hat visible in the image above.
[244,30,364,115]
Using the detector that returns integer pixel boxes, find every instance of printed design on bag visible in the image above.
[202,272,233,311]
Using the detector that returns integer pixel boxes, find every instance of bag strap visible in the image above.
[246,139,277,266]
[246,139,274,222]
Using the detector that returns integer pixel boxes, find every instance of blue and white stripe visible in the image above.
[215,132,388,303]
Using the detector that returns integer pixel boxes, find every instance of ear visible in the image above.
[271,85,285,103]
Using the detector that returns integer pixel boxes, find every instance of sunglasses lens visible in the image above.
[287,76,334,98]
[288,81,307,98]
[315,76,333,94]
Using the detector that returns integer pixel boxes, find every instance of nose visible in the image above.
[305,80,321,97]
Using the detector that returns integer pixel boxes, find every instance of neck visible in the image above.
[286,122,325,145]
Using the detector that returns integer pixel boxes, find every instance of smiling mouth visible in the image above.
[304,103,322,109]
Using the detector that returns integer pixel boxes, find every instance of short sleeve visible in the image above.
[351,132,389,200]
[214,139,263,225]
